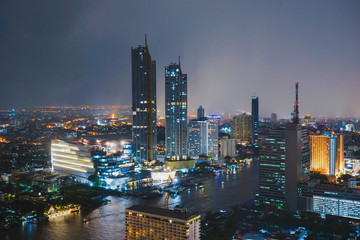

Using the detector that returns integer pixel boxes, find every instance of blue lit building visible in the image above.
[165,61,187,157]
[91,151,135,179]
[207,115,220,160]
[131,38,157,163]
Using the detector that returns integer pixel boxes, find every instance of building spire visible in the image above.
[145,34,147,47]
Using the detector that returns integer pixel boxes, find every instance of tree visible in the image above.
[88,175,102,187]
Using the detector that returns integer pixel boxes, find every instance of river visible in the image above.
[2,162,258,240]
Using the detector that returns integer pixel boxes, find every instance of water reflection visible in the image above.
[3,162,258,240]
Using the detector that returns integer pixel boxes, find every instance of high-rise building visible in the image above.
[197,105,205,119]
[310,133,344,176]
[252,96,259,154]
[207,115,220,160]
[220,138,236,158]
[165,60,187,158]
[131,36,157,163]
[256,82,310,212]
[231,113,252,143]
[188,120,208,158]
[126,205,201,240]
[271,113,277,122]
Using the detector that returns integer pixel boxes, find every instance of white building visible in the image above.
[220,138,236,158]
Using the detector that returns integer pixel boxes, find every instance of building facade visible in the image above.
[298,180,360,220]
[126,205,201,240]
[220,138,236,158]
[165,62,188,157]
[251,96,259,150]
[231,113,252,143]
[207,115,220,160]
[188,120,208,158]
[131,40,157,163]
[310,134,344,176]
[51,140,94,181]
[256,125,310,211]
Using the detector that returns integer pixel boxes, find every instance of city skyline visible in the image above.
[0,1,359,118]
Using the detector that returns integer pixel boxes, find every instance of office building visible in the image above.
[131,36,157,163]
[207,115,220,160]
[251,96,259,150]
[165,60,188,157]
[311,134,344,176]
[256,82,310,212]
[51,139,94,181]
[188,120,208,158]
[231,113,252,143]
[197,105,205,119]
[220,138,236,158]
[126,205,201,240]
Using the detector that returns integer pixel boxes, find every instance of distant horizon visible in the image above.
[0,104,358,120]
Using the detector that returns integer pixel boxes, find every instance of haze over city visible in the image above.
[1,0,359,117]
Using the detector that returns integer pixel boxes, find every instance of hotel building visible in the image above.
[310,133,344,176]
[125,205,201,240]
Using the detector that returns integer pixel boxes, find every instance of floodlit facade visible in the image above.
[298,180,360,220]
[310,134,344,176]
[231,113,252,143]
[126,205,201,240]
[51,139,94,180]
[220,138,236,158]
[207,115,220,160]
[165,62,187,157]
[131,40,157,162]
[188,120,208,158]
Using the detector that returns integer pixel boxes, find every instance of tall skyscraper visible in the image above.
[256,82,310,212]
[310,133,344,176]
[197,105,205,119]
[251,96,259,154]
[131,36,157,163]
[165,59,187,158]
[231,113,252,143]
[188,120,208,158]
[207,115,220,160]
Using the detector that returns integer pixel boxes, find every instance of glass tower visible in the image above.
[165,62,187,157]
[131,39,157,163]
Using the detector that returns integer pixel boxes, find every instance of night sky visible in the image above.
[0,1,359,118]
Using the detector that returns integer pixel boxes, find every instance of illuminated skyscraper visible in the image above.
[188,120,208,158]
[165,60,187,157]
[310,134,344,176]
[231,113,252,143]
[207,115,220,160]
[131,36,157,163]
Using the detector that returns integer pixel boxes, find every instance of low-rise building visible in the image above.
[125,205,201,240]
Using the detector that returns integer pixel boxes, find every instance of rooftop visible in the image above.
[126,205,200,221]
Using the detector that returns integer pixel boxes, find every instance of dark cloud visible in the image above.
[0,0,359,118]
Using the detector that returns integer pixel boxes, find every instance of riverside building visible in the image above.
[125,205,201,240]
